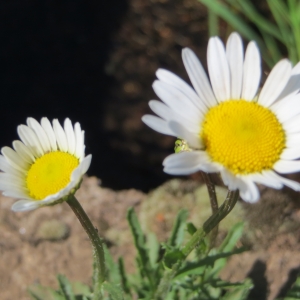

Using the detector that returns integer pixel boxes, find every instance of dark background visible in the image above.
[0,0,209,191]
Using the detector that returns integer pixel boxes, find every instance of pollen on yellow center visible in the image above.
[201,100,285,175]
[26,151,79,200]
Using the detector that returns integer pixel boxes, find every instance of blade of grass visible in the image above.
[288,0,300,62]
[267,0,297,63]
[208,10,219,37]
[199,0,274,67]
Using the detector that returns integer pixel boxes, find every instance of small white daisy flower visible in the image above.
[142,32,300,203]
[0,117,92,211]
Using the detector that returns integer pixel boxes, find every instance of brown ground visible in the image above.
[1,177,300,300]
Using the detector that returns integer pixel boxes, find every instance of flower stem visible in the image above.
[67,195,106,298]
[154,189,239,299]
[201,172,219,247]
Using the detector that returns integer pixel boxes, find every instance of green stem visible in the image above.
[67,195,106,299]
[154,189,239,299]
[201,172,219,248]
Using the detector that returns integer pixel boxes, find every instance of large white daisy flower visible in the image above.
[142,32,300,203]
[0,117,91,211]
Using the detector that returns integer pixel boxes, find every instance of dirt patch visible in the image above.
[1,177,300,300]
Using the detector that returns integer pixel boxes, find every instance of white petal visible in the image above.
[249,171,283,189]
[163,151,220,174]
[142,115,175,136]
[148,100,199,132]
[53,119,68,152]
[275,61,300,101]
[41,117,57,151]
[238,177,260,203]
[182,48,217,107]
[27,117,51,153]
[64,118,76,155]
[280,147,300,160]
[76,154,92,176]
[268,171,300,191]
[0,155,23,177]
[153,80,203,122]
[226,32,244,99]
[274,159,300,173]
[17,125,44,157]
[1,146,29,172]
[12,140,35,164]
[0,173,26,187]
[74,123,84,159]
[169,121,202,148]
[207,36,231,102]
[285,133,300,148]
[149,100,174,121]
[3,189,31,200]
[156,69,207,113]
[271,94,300,124]
[258,59,292,107]
[220,169,241,190]
[282,114,300,134]
[241,41,261,100]
[11,200,40,212]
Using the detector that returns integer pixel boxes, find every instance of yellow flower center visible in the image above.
[201,100,285,175]
[26,151,79,200]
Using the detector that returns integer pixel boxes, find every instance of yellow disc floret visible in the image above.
[26,151,79,200]
[201,100,285,175]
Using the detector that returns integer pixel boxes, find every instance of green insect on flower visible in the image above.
[174,139,191,153]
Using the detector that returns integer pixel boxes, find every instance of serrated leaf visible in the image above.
[127,208,151,275]
[57,274,76,300]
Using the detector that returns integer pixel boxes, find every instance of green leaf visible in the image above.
[174,247,246,280]
[163,248,185,269]
[127,207,155,289]
[118,257,131,295]
[103,244,122,284]
[102,282,124,300]
[221,278,253,300]
[167,209,189,247]
[146,232,160,268]
[218,222,244,253]
[57,274,76,300]
[199,0,274,67]
[186,222,197,236]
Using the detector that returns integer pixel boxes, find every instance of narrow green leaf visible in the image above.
[199,0,274,67]
[57,274,75,300]
[127,207,154,287]
[167,209,189,247]
[221,278,253,300]
[267,0,297,63]
[218,222,244,253]
[208,10,219,37]
[103,244,121,284]
[235,0,283,42]
[146,232,160,268]
[174,247,246,279]
[118,257,131,295]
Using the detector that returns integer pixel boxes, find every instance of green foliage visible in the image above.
[278,273,300,299]
[29,210,253,300]
[200,0,300,66]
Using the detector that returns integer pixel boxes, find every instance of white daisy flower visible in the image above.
[142,32,300,203]
[0,117,92,211]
